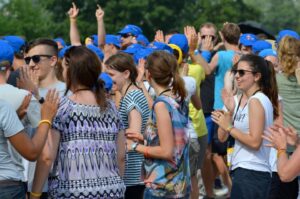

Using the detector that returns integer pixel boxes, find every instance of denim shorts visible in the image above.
[230,167,271,199]
[0,181,26,199]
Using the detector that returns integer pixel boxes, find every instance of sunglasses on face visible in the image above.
[201,35,216,40]
[232,69,256,77]
[121,34,133,38]
[24,55,53,65]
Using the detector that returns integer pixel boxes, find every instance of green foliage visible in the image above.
[2,0,298,42]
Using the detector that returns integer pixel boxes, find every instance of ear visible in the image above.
[123,69,131,80]
[50,56,58,67]
[254,72,262,82]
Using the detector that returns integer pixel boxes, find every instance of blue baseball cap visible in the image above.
[54,38,66,48]
[118,24,142,37]
[0,40,15,66]
[133,48,154,64]
[122,43,144,55]
[252,40,272,54]
[105,34,121,48]
[276,29,300,44]
[168,34,189,54]
[150,41,173,54]
[89,34,98,46]
[239,33,257,47]
[137,34,149,46]
[86,44,104,61]
[258,49,277,58]
[2,35,25,54]
[58,45,72,59]
[99,72,113,92]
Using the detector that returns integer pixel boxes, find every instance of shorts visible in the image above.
[189,138,201,176]
[211,123,228,156]
[204,114,214,144]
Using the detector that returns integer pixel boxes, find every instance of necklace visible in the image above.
[158,88,171,96]
[123,82,133,96]
[73,87,91,93]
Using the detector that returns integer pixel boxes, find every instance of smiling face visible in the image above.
[235,61,259,92]
[106,68,129,92]
[26,45,57,81]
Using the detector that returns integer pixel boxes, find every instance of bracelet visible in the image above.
[277,148,287,158]
[38,119,52,127]
[30,192,42,197]
[226,124,234,133]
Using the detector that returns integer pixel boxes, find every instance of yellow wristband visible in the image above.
[38,119,52,127]
[30,192,42,197]
[277,149,286,158]
[226,124,234,133]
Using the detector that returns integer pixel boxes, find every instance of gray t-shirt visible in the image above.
[0,100,24,180]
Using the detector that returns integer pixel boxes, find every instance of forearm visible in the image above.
[117,156,125,177]
[97,20,105,49]
[27,124,50,160]
[189,52,212,75]
[229,127,262,150]
[136,144,172,161]
[218,127,229,143]
[70,19,81,46]
[138,81,153,108]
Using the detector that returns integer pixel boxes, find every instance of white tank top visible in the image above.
[231,92,273,173]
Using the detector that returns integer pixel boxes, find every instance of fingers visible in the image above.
[97,4,101,9]
[72,2,77,9]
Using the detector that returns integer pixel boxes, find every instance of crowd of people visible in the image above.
[1,2,300,199]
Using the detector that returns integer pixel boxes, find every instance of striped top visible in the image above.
[119,89,150,186]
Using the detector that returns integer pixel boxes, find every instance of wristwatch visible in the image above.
[131,142,139,151]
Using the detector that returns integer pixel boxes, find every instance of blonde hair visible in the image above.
[278,36,300,76]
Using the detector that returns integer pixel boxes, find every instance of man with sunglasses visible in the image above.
[118,24,142,50]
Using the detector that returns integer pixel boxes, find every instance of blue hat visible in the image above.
[133,48,154,64]
[86,44,104,61]
[168,34,189,54]
[89,34,98,47]
[239,34,257,47]
[150,42,173,54]
[99,72,113,92]
[122,43,144,55]
[2,35,25,54]
[276,29,300,44]
[258,49,277,58]
[252,40,272,54]
[137,34,149,46]
[54,38,66,48]
[105,34,121,48]
[0,40,15,65]
[58,45,72,59]
[118,24,142,37]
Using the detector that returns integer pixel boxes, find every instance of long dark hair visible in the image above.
[238,54,279,119]
[64,46,107,109]
[146,51,186,101]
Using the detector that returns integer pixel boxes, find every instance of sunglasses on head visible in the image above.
[232,69,256,77]
[201,35,216,40]
[24,55,53,65]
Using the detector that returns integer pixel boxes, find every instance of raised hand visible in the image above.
[201,34,214,51]
[154,30,165,43]
[221,89,235,114]
[263,126,287,150]
[95,4,104,21]
[17,94,32,119]
[211,110,232,131]
[184,26,198,53]
[17,66,39,97]
[41,89,60,121]
[136,59,146,82]
[68,2,79,19]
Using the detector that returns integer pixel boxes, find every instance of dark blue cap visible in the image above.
[276,29,300,44]
[150,42,173,54]
[0,40,15,65]
[118,24,142,37]
[2,35,25,53]
[252,40,272,54]
[258,49,277,58]
[239,33,257,47]
[133,48,154,64]
[168,34,189,54]
[122,43,144,55]
[58,46,72,59]
[86,44,104,61]
[137,34,149,46]
[105,34,121,48]
[54,38,66,48]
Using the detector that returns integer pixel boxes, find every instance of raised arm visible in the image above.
[96,4,106,49]
[68,2,81,46]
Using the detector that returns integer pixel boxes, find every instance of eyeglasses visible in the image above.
[232,69,256,77]
[201,35,216,40]
[121,34,133,38]
[24,55,53,65]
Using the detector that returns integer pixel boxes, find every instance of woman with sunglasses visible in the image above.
[212,54,279,199]
[125,51,191,199]
[105,52,150,199]
[31,46,126,199]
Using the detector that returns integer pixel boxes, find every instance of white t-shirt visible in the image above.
[183,76,198,139]
[231,92,273,173]
[0,84,41,182]
[0,100,24,181]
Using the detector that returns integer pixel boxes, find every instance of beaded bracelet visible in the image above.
[38,119,52,127]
